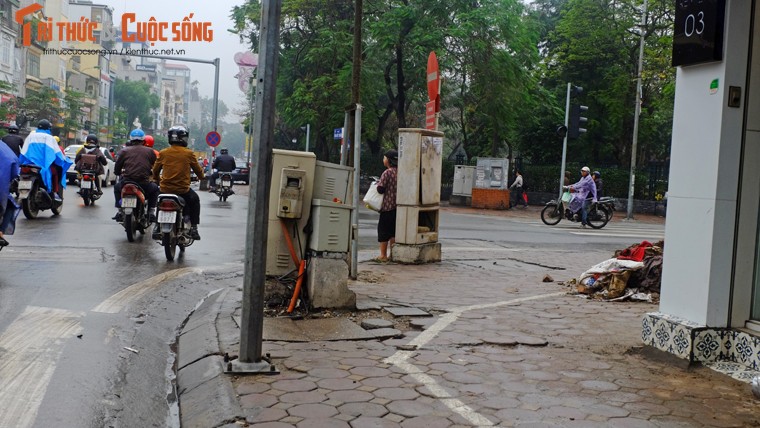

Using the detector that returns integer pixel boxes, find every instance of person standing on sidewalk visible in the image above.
[509,170,526,209]
[375,149,398,262]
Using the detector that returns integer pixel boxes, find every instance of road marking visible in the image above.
[384,292,565,426]
[92,268,202,313]
[0,306,84,428]
[570,231,664,239]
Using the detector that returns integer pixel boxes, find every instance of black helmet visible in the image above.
[168,125,189,147]
[37,119,51,130]
[7,124,19,134]
[85,134,99,145]
[593,171,601,178]
[220,148,228,155]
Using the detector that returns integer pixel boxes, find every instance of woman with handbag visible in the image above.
[374,149,398,262]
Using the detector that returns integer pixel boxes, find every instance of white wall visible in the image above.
[660,0,751,326]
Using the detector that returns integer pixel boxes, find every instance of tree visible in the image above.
[13,87,62,129]
[113,79,159,131]
[62,89,86,143]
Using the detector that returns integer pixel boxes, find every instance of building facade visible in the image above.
[644,0,760,383]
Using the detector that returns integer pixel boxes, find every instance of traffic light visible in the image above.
[568,104,588,139]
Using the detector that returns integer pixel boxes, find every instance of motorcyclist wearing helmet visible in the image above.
[210,147,236,191]
[144,135,160,158]
[152,125,205,240]
[74,135,108,195]
[112,128,159,222]
[592,171,603,197]
[1,124,24,157]
[19,119,72,202]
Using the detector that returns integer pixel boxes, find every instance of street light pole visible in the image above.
[627,0,647,220]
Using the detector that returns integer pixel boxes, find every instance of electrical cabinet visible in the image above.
[266,149,316,276]
[452,165,476,196]
[474,158,509,189]
[397,128,444,206]
[395,205,439,245]
[308,199,353,252]
[313,160,353,203]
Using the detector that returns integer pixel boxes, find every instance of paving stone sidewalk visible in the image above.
[177,245,758,428]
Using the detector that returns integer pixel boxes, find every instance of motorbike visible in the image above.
[154,193,195,261]
[119,180,152,242]
[541,194,615,229]
[77,169,101,206]
[214,172,234,201]
[17,164,63,219]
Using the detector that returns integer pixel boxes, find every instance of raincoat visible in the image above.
[19,129,72,191]
[0,142,20,234]
[568,174,597,213]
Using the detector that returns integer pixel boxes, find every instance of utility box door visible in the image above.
[397,128,444,207]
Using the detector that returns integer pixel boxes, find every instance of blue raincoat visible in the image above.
[19,129,72,191]
[0,142,20,234]
[568,174,597,213]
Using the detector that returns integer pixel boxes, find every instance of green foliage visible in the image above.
[113,79,159,131]
[230,0,674,194]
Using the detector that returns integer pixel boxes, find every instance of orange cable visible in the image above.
[287,260,306,313]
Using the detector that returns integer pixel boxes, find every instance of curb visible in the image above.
[177,287,243,428]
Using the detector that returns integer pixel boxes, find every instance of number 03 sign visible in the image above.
[672,0,726,67]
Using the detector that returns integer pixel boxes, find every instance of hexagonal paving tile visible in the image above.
[288,403,339,419]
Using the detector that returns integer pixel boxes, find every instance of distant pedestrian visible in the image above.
[509,170,526,208]
[374,149,398,262]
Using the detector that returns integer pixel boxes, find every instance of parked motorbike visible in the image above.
[154,193,195,261]
[17,164,63,219]
[214,172,234,201]
[541,194,615,229]
[77,169,101,206]
[119,181,152,242]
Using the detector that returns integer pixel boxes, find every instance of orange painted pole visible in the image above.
[287,260,306,313]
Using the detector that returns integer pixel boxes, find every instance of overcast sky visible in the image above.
[98,0,253,124]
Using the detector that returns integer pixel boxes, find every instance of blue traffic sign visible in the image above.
[333,128,343,140]
[206,131,221,147]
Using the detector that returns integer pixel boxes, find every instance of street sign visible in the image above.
[427,51,440,112]
[206,131,221,147]
[333,128,343,139]
[425,101,436,130]
[135,64,157,72]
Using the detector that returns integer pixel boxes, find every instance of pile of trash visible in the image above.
[570,240,664,302]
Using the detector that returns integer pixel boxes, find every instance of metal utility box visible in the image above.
[397,128,444,206]
[313,160,353,203]
[474,158,509,189]
[308,199,353,252]
[452,165,476,196]
[266,149,317,276]
[395,205,440,245]
[277,168,306,219]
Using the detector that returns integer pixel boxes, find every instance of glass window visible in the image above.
[1,36,10,65]
[27,54,40,77]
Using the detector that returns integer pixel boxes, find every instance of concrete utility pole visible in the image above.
[559,83,571,198]
[627,0,647,220]
[228,0,282,373]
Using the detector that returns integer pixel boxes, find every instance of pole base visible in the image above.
[222,357,279,375]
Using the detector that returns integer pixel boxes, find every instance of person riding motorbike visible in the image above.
[151,125,204,240]
[19,119,71,202]
[112,129,159,222]
[209,148,236,191]
[565,166,597,228]
[74,135,108,195]
[144,134,160,159]
[1,124,24,158]
[593,170,604,197]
